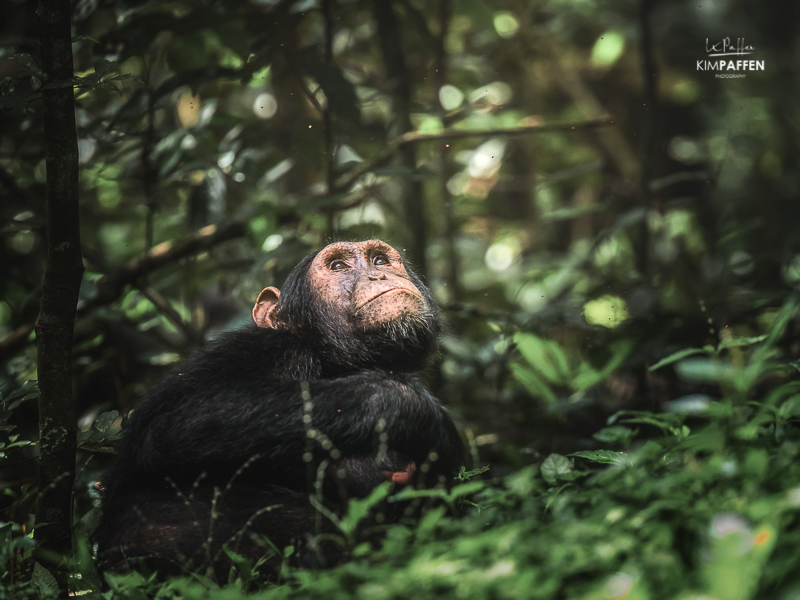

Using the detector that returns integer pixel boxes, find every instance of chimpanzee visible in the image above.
[96,240,463,578]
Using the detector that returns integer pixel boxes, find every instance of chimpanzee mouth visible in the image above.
[355,287,421,312]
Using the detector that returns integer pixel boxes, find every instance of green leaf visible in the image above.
[595,339,635,379]
[223,546,253,585]
[593,425,636,446]
[541,453,573,485]
[569,450,628,465]
[719,334,768,349]
[509,363,558,403]
[94,410,120,433]
[32,562,58,598]
[513,332,570,386]
[389,487,448,502]
[572,363,603,391]
[574,339,634,391]
[649,347,707,371]
[448,481,485,499]
[72,35,100,45]
[339,483,391,536]
[542,204,605,221]
[675,358,734,383]
[760,293,799,351]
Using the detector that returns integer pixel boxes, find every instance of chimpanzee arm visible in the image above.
[123,371,462,488]
[311,375,463,480]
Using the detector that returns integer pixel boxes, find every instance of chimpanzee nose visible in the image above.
[368,273,387,280]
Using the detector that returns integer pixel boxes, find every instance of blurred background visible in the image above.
[0,0,798,526]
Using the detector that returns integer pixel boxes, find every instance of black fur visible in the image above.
[96,248,463,578]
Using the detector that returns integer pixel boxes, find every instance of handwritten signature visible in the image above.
[706,37,754,57]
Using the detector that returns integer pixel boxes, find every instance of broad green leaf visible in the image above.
[32,562,58,598]
[541,453,573,485]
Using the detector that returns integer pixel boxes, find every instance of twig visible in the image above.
[401,118,615,144]
[135,285,203,345]
[332,118,615,194]
[85,221,247,312]
[0,221,247,362]
[0,324,35,361]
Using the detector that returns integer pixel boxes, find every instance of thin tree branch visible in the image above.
[85,221,247,312]
[332,118,615,194]
[135,285,203,345]
[0,324,35,360]
[0,221,247,362]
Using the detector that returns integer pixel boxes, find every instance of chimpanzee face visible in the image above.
[252,240,441,370]
[307,240,427,331]
[252,240,432,334]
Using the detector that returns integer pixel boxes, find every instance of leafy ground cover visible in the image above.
[6,301,800,600]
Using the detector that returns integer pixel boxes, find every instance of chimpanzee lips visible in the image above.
[355,286,421,313]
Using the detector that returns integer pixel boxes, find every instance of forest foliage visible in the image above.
[1,0,800,597]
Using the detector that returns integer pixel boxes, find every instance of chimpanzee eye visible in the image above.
[329,260,347,271]
[373,254,389,266]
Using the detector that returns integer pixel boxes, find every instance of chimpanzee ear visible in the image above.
[252,287,281,329]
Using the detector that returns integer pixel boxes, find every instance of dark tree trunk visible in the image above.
[372,0,428,277]
[35,0,83,579]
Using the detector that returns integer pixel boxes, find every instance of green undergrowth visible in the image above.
[7,301,800,600]
[76,398,800,600]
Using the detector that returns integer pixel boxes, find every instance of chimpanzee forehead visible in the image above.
[314,240,403,262]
